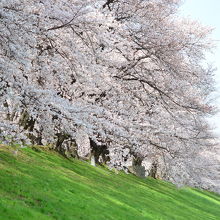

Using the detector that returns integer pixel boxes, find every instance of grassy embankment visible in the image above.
[0,145,220,220]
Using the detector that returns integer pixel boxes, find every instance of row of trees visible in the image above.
[0,0,219,192]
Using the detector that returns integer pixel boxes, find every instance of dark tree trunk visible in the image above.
[149,162,158,179]
[129,155,146,178]
[89,139,110,166]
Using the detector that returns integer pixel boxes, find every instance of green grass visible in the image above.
[0,145,220,220]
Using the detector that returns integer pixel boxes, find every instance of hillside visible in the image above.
[0,146,220,220]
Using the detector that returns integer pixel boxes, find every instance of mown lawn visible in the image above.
[0,145,219,220]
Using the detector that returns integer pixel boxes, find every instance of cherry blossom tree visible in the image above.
[0,0,219,192]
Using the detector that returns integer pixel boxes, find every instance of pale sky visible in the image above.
[180,0,220,135]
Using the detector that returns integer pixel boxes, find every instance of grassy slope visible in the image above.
[0,146,220,220]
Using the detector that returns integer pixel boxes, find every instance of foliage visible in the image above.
[0,0,219,190]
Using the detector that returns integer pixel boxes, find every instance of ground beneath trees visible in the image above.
[0,145,220,220]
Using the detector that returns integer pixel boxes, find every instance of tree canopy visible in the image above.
[0,0,219,192]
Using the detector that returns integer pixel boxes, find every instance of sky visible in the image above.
[180,0,220,135]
